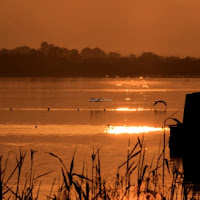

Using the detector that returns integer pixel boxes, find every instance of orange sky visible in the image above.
[1,0,200,57]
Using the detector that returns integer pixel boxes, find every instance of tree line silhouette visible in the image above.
[0,41,200,77]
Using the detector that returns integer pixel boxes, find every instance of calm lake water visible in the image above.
[0,77,200,197]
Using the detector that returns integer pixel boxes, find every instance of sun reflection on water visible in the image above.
[115,107,151,111]
[106,126,168,135]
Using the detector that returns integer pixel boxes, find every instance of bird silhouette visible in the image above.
[153,100,167,106]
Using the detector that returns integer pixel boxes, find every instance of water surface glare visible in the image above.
[106,126,169,134]
[0,77,199,198]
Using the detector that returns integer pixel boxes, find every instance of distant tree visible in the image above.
[184,56,198,62]
[40,41,48,52]
[107,52,121,63]
[139,52,160,62]
[60,48,70,59]
[119,56,129,64]
[129,54,137,63]
[80,47,106,61]
[30,48,38,56]
[107,52,120,59]
[0,49,8,55]
[2,46,31,55]
[69,49,80,61]
[54,46,63,57]
[40,41,50,56]
[92,48,106,59]
[13,46,31,55]
[2,42,200,77]
[164,56,180,63]
[80,48,93,60]
[40,41,57,57]
[41,41,48,49]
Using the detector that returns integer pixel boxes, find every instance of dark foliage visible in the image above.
[1,42,200,77]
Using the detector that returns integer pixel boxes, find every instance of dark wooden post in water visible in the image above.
[183,92,200,127]
[169,92,200,183]
[182,92,200,183]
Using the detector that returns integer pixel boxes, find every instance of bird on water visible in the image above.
[153,100,167,106]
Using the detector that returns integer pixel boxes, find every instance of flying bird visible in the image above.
[153,100,167,106]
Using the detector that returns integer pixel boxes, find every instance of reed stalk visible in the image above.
[0,135,198,200]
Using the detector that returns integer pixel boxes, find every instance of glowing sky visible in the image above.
[1,0,200,57]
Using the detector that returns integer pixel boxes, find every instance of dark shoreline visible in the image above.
[1,42,200,78]
[0,75,200,78]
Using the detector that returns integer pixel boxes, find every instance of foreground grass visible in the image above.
[0,136,199,200]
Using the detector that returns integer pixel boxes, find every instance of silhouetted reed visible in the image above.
[0,136,199,200]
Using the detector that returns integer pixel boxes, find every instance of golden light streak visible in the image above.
[115,107,150,111]
[125,98,131,101]
[106,126,168,135]
[116,84,123,86]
